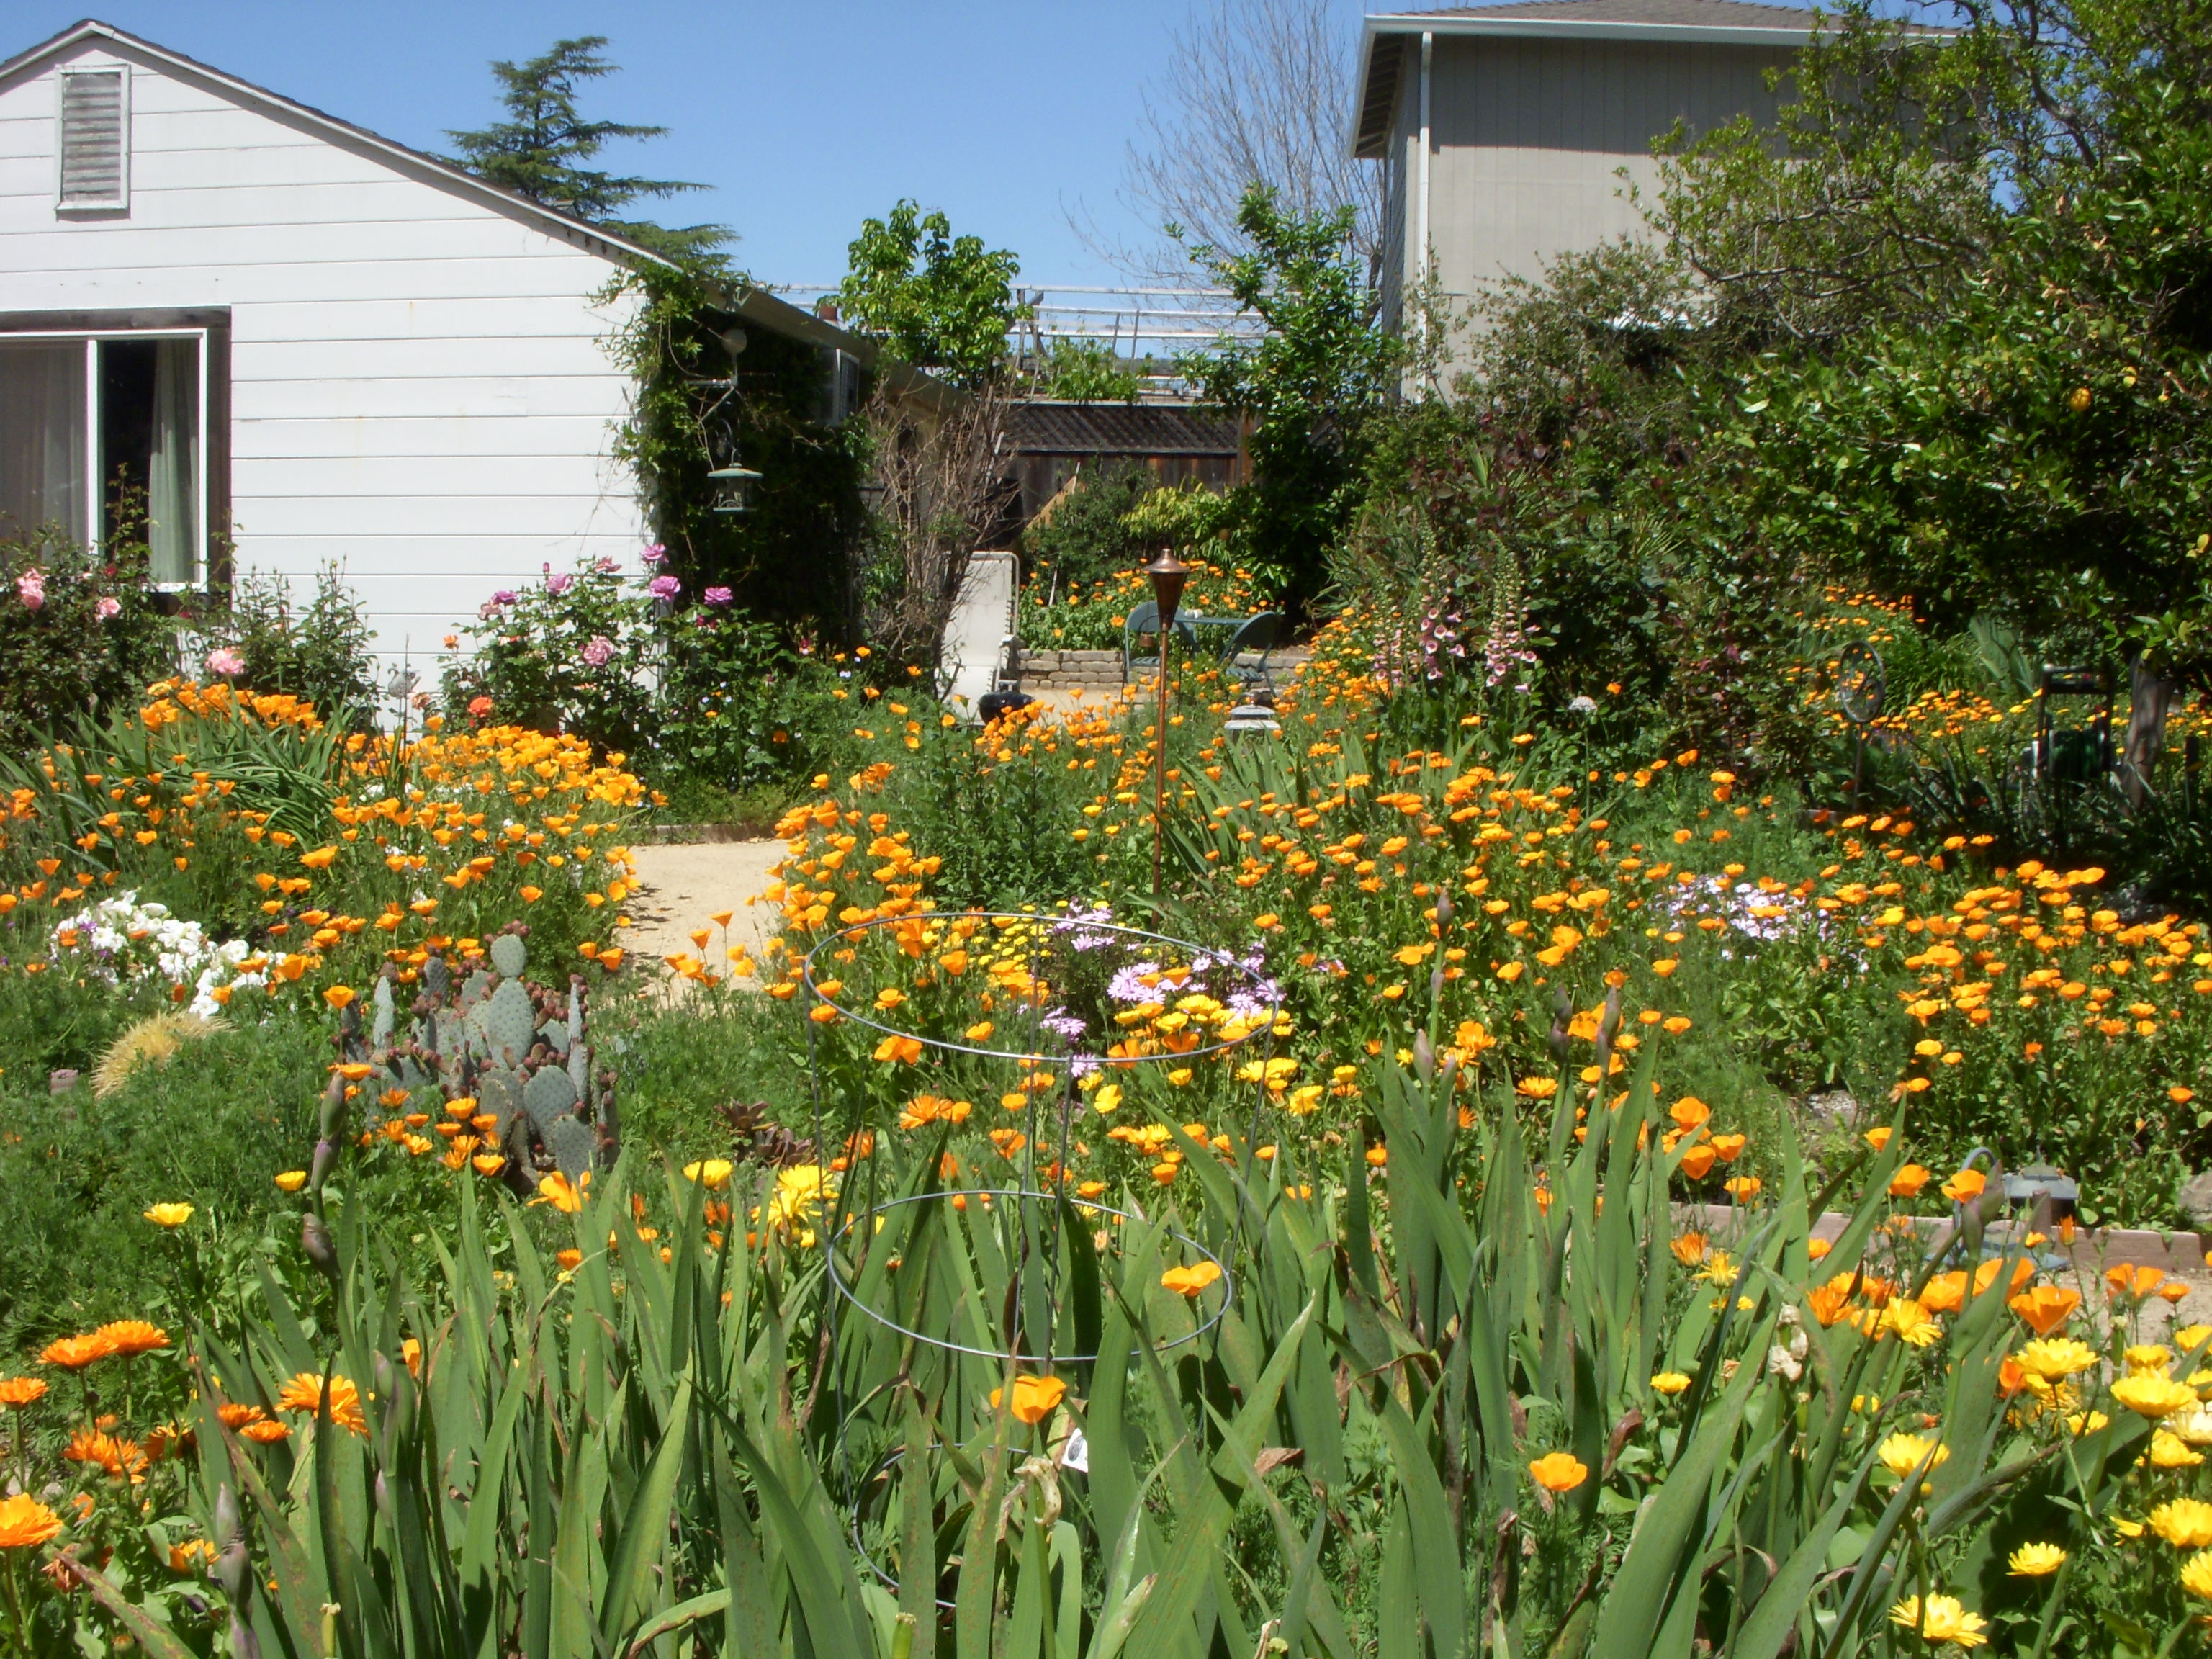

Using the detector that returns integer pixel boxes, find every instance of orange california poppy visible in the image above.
[2009,1285,2080,1335]
[1528,1452,1588,1493]
[990,1374,1068,1426]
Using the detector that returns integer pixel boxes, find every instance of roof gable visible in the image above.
[0,18,678,266]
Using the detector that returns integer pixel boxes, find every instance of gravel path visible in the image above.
[619,838,786,977]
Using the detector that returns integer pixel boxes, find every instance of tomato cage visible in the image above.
[796,907,1285,1604]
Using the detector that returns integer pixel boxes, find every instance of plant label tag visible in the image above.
[1062,1429,1090,1473]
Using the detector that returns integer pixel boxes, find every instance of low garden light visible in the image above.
[1143,547,1190,897]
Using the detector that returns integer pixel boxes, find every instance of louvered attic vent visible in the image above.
[58,68,128,210]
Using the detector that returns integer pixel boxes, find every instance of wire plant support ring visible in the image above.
[796,906,1285,1604]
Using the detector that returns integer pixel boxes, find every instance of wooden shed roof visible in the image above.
[1007,401,1241,458]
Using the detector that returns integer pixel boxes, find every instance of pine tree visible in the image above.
[445,37,727,262]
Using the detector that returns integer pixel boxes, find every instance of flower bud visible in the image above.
[302,1213,338,1277]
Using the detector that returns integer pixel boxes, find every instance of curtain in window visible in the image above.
[0,341,87,546]
[148,338,199,584]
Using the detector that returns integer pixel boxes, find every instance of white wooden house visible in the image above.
[0,19,883,678]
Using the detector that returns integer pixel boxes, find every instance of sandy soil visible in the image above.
[619,838,787,977]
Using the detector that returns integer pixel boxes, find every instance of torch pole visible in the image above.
[1141,549,1190,901]
[1154,639,1169,897]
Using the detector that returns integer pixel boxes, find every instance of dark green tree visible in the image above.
[1179,184,1398,615]
[445,36,727,261]
[837,201,1022,389]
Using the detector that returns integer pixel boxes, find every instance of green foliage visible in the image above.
[1029,338,1143,403]
[839,199,1024,390]
[0,1012,325,1349]
[1020,464,1161,597]
[1179,185,1399,614]
[0,524,176,750]
[439,555,657,752]
[601,261,872,637]
[205,566,379,726]
[443,35,727,261]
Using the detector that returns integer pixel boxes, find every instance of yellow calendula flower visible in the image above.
[2124,1344,2174,1373]
[2150,1499,2212,1549]
[2006,1542,2065,1577]
[1887,1594,1987,1647]
[143,1203,194,1228]
[274,1171,307,1192]
[2113,1373,2198,1419]
[2152,1430,2205,1468]
[1877,1433,1949,1479]
[682,1159,734,1190]
[2182,1550,2212,1601]
[1650,1372,1691,1395]
[2014,1339,2099,1382]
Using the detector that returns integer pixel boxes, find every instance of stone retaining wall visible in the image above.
[1012,645,1312,691]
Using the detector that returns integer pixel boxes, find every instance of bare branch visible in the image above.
[860,384,1017,667]
[1089,0,1382,287]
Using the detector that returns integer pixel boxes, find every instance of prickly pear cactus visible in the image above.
[323,920,619,1199]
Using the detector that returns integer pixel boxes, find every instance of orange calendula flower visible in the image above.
[1670,1232,1709,1264]
[40,1334,113,1370]
[0,1494,63,1550]
[990,1374,1068,1426]
[0,1377,48,1408]
[240,1419,290,1444]
[1528,1452,1588,1493]
[1161,1262,1223,1298]
[94,1321,170,1359]
[2009,1285,2080,1336]
[276,1372,369,1436]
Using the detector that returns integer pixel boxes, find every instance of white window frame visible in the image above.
[55,63,130,214]
[4,328,210,588]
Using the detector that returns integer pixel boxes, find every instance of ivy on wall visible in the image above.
[601,261,873,644]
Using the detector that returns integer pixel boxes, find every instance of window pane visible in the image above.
[99,337,199,583]
[150,338,199,583]
[0,339,88,545]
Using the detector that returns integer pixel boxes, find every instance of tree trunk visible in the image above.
[2124,650,2176,809]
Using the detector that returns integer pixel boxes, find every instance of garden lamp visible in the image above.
[1143,548,1190,896]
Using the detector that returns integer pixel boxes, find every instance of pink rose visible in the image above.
[546,572,574,595]
[581,634,614,668]
[17,569,45,611]
[647,575,680,600]
[642,543,667,564]
[205,647,246,677]
[95,595,122,621]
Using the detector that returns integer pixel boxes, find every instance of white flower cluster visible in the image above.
[47,891,280,1017]
[1654,876,1835,961]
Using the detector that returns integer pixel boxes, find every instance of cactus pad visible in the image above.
[544,1114,596,1183]
[490,933,529,978]
[523,1065,579,1131]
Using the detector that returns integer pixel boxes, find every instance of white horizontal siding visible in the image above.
[0,35,652,678]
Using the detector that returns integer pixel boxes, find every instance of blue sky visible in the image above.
[16,0,1354,292]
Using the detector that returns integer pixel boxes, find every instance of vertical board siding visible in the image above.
[0,37,649,675]
[1396,32,1795,378]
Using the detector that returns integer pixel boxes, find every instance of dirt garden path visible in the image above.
[619,838,787,977]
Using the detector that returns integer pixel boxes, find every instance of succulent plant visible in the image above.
[330,921,618,1197]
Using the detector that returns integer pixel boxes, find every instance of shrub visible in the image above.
[202,565,379,724]
[0,524,175,749]
[439,552,659,752]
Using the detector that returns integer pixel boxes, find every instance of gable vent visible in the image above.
[58,68,128,209]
